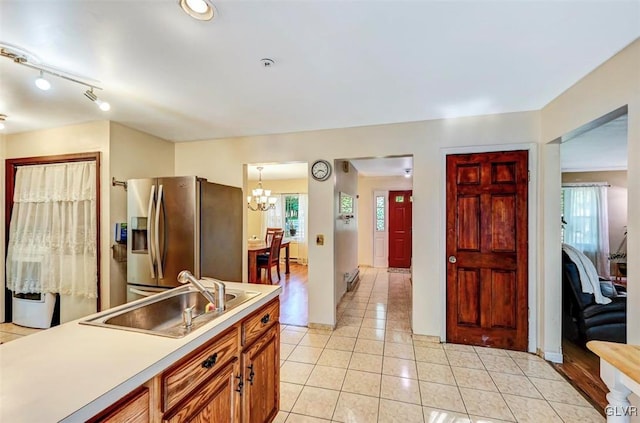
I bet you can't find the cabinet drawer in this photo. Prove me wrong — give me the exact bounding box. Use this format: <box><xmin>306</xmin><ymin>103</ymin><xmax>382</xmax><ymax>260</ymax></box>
<box><xmin>162</xmin><ymin>325</ymin><xmax>239</xmax><ymax>412</ymax></box>
<box><xmin>87</xmin><ymin>386</ymin><xmax>149</xmax><ymax>423</ymax></box>
<box><xmin>242</xmin><ymin>298</ymin><xmax>279</xmax><ymax>346</ymax></box>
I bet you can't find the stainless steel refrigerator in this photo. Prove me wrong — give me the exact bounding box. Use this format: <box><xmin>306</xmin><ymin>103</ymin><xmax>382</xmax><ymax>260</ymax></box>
<box><xmin>126</xmin><ymin>176</ymin><xmax>242</xmax><ymax>302</ymax></box>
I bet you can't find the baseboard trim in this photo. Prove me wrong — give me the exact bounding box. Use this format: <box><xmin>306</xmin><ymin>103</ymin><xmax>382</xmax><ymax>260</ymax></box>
<box><xmin>308</xmin><ymin>322</ymin><xmax>335</xmax><ymax>331</ymax></box>
<box><xmin>544</xmin><ymin>351</ymin><xmax>563</xmax><ymax>363</ymax></box>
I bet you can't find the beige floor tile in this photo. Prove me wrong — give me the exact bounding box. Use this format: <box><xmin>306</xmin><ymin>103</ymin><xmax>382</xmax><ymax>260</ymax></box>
<box><xmin>419</xmin><ymin>381</ymin><xmax>467</xmax><ymax>413</ymax></box>
<box><xmin>343</xmin><ymin>308</ymin><xmax>366</xmax><ymax>318</ymax></box>
<box><xmin>386</xmin><ymin>330</ymin><xmax>413</xmax><ymax>344</ymax></box>
<box><xmin>285</xmin><ymin>413</ymin><xmax>330</xmax><ymax>422</ymax></box>
<box><xmin>378</xmin><ymin>399</ymin><xmax>425</xmax><ymax>423</ymax></box>
<box><xmin>444</xmin><ymin>344</ymin><xmax>477</xmax><ymax>352</ymax></box>
<box><xmin>307</xmin><ymin>328</ymin><xmax>334</xmax><ymax>336</ymax></box>
<box><xmin>529</xmin><ymin>377</ymin><xmax>591</xmax><ymax>406</ymax></box>
<box><xmin>306</xmin><ymin>365</ymin><xmax>347</xmax><ymax>391</ymax></box>
<box><xmin>281</xmin><ymin>361</ymin><xmax>315</xmax><ymax>384</ymax></box>
<box><xmin>514</xmin><ymin>359</ymin><xmax>564</xmax><ymax>380</ymax></box>
<box><xmin>0</xmin><ymin>323</ymin><xmax>43</xmax><ymax>336</ymax></box>
<box><xmin>361</xmin><ymin>318</ymin><xmax>386</xmax><ymax>330</ymax></box>
<box><xmin>281</xmin><ymin>343</ymin><xmax>296</xmax><ymax>360</ymax></box>
<box><xmin>364</xmin><ymin>310</ymin><xmax>387</xmax><ymax>320</ymax></box>
<box><xmin>548</xmin><ymin>401</ymin><xmax>605</xmax><ymax>423</ymax></box>
<box><xmin>381</xmin><ymin>375</ymin><xmax>422</xmax><ymax>405</ymax></box>
<box><xmin>423</xmin><ymin>407</ymin><xmax>471</xmax><ymax>423</ymax></box>
<box><xmin>383</xmin><ymin>356</ymin><xmax>418</xmax><ymax>379</ymax></box>
<box><xmin>0</xmin><ymin>332</ymin><xmax>24</xmax><ymax>344</ymax></box>
<box><xmin>332</xmin><ymin>392</ymin><xmax>379</xmax><ymax>422</ymax></box>
<box><xmin>354</xmin><ymin>338</ymin><xmax>384</xmax><ymax>355</ymax></box>
<box><xmin>317</xmin><ymin>349</ymin><xmax>353</xmax><ymax>369</ymax></box>
<box><xmin>282</xmin><ymin>329</ymin><xmax>306</xmax><ymax>345</ymax></box>
<box><xmin>502</xmin><ymin>394</ymin><xmax>562</xmax><ymax>423</ymax></box>
<box><xmin>416</xmin><ymin>362</ymin><xmax>456</xmax><ymax>385</ymax></box>
<box><xmin>357</xmin><ymin>327</ymin><xmax>385</xmax><ymax>341</ymax></box>
<box><xmin>347</xmin><ymin>301</ymin><xmax>369</xmax><ymax>310</ymax></box>
<box><xmin>459</xmin><ymin>388</ymin><xmax>514</xmax><ymax>421</ymax></box>
<box><xmin>342</xmin><ymin>369</ymin><xmax>382</xmax><ymax>397</ymax></box>
<box><xmin>366</xmin><ymin>303</ymin><xmax>387</xmax><ymax>312</ymax></box>
<box><xmin>386</xmin><ymin>311</ymin><xmax>410</xmax><ymax>322</ymax></box>
<box><xmin>348</xmin><ymin>352</ymin><xmax>383</xmax><ymax>373</ymax></box>
<box><xmin>445</xmin><ymin>351</ymin><xmax>485</xmax><ymax>370</ymax></box>
<box><xmin>386</xmin><ymin>320</ymin><xmax>412</xmax><ymax>332</ymax></box>
<box><xmin>287</xmin><ymin>325</ymin><xmax>309</xmax><ymax>333</ymax></box>
<box><xmin>332</xmin><ymin>325</ymin><xmax>360</xmax><ymax>338</ymax></box>
<box><xmin>415</xmin><ymin>346</ymin><xmax>449</xmax><ymax>364</ymax></box>
<box><xmin>280</xmin><ymin>382</ymin><xmax>304</xmax><ymax>412</ymax></box>
<box><xmin>507</xmin><ymin>350</ymin><xmax>543</xmax><ymax>361</ymax></box>
<box><xmin>451</xmin><ymin>367</ymin><xmax>497</xmax><ymax>391</ymax></box>
<box><xmin>299</xmin><ymin>334</ymin><xmax>331</xmax><ymax>348</ymax></box>
<box><xmin>384</xmin><ymin>342</ymin><xmax>415</xmax><ymax>360</ymax></box>
<box><xmin>289</xmin><ymin>345</ymin><xmax>324</xmax><ymax>364</ymax></box>
<box><xmin>413</xmin><ymin>339</ymin><xmax>444</xmax><ymax>350</ymax></box>
<box><xmin>291</xmin><ymin>386</ymin><xmax>340</xmax><ymax>420</ymax></box>
<box><xmin>468</xmin><ymin>416</ymin><xmax>512</xmax><ymax>422</ymax></box>
<box><xmin>478</xmin><ymin>355</ymin><xmax>522</xmax><ymax>375</ymax></box>
<box><xmin>274</xmin><ymin>410</ymin><xmax>289</xmax><ymax>423</ymax></box>
<box><xmin>337</xmin><ymin>316</ymin><xmax>363</xmax><ymax>327</ymax></box>
<box><xmin>473</xmin><ymin>346</ymin><xmax>509</xmax><ymax>357</ymax></box>
<box><xmin>489</xmin><ymin>372</ymin><xmax>542</xmax><ymax>398</ymax></box>
<box><xmin>326</xmin><ymin>336</ymin><xmax>357</xmax><ymax>352</ymax></box>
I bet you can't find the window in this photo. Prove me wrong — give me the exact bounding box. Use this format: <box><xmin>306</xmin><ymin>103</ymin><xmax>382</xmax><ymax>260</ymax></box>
<box><xmin>376</xmin><ymin>195</ymin><xmax>385</xmax><ymax>231</ymax></box>
<box><xmin>264</xmin><ymin>193</ymin><xmax>306</xmax><ymax>241</ymax></box>
<box><xmin>284</xmin><ymin>195</ymin><xmax>300</xmax><ymax>238</ymax></box>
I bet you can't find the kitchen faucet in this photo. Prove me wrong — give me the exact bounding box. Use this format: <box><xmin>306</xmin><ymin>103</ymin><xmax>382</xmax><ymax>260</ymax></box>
<box><xmin>177</xmin><ymin>270</ymin><xmax>225</xmax><ymax>313</ymax></box>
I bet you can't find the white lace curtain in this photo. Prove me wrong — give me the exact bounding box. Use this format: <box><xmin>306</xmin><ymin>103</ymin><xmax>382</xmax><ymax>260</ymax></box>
<box><xmin>6</xmin><ymin>161</ymin><xmax>98</xmax><ymax>298</ymax></box>
<box><xmin>562</xmin><ymin>184</ymin><xmax>610</xmax><ymax>277</ymax></box>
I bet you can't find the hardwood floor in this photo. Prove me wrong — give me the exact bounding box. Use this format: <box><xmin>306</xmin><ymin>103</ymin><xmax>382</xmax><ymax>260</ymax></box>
<box><xmin>553</xmin><ymin>338</ymin><xmax>608</xmax><ymax>415</ymax></box>
<box><xmin>272</xmin><ymin>262</ymin><xmax>308</xmax><ymax>327</ymax></box>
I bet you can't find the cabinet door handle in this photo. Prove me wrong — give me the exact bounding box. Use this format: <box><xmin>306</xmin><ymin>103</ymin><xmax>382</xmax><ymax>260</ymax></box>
<box><xmin>235</xmin><ymin>374</ymin><xmax>244</xmax><ymax>396</ymax></box>
<box><xmin>261</xmin><ymin>314</ymin><xmax>270</xmax><ymax>324</ymax></box>
<box><xmin>247</xmin><ymin>364</ymin><xmax>255</xmax><ymax>385</ymax></box>
<box><xmin>201</xmin><ymin>352</ymin><xmax>218</xmax><ymax>369</ymax></box>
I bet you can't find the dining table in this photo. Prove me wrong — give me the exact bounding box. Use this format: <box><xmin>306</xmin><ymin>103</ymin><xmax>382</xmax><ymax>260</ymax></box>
<box><xmin>247</xmin><ymin>239</ymin><xmax>291</xmax><ymax>283</ymax></box>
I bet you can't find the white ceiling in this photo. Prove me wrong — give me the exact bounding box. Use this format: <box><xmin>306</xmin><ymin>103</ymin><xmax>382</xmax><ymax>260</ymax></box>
<box><xmin>1</xmin><ymin>1</ymin><xmax>639</xmax><ymax>141</ymax></box>
<box><xmin>351</xmin><ymin>157</ymin><xmax>414</xmax><ymax>177</ymax></box>
<box><xmin>561</xmin><ymin>114</ymin><xmax>628</xmax><ymax>172</ymax></box>
<box><xmin>248</xmin><ymin>162</ymin><xmax>307</xmax><ymax>180</ymax></box>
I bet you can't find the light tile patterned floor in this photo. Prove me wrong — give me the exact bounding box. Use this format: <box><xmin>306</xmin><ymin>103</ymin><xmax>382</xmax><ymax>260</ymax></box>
<box><xmin>276</xmin><ymin>267</ymin><xmax>604</xmax><ymax>423</ymax></box>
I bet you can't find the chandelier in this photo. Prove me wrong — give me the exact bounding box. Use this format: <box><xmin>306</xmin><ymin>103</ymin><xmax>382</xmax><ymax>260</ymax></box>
<box><xmin>247</xmin><ymin>167</ymin><xmax>277</xmax><ymax>211</ymax></box>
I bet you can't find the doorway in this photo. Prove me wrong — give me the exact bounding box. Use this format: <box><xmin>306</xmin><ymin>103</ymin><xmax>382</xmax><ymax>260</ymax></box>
<box><xmin>445</xmin><ymin>150</ymin><xmax>529</xmax><ymax>351</ymax></box>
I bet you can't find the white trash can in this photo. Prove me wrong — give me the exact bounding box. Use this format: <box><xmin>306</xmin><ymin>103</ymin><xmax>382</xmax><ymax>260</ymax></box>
<box><xmin>12</xmin><ymin>292</ymin><xmax>56</xmax><ymax>329</ymax></box>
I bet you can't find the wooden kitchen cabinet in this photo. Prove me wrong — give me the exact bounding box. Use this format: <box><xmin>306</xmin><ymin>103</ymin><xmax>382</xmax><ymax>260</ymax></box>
<box><xmin>163</xmin><ymin>360</ymin><xmax>240</xmax><ymax>423</ymax></box>
<box><xmin>86</xmin><ymin>386</ymin><xmax>150</xmax><ymax>423</ymax></box>
<box><xmin>241</xmin><ymin>324</ymin><xmax>280</xmax><ymax>423</ymax></box>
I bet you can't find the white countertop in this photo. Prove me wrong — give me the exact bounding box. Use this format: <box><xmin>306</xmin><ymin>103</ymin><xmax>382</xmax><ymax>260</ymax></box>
<box><xmin>0</xmin><ymin>281</ymin><xmax>281</xmax><ymax>423</ymax></box>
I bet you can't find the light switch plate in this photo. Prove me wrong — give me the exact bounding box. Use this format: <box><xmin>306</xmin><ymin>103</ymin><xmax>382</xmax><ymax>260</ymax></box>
<box><xmin>316</xmin><ymin>234</ymin><xmax>324</xmax><ymax>246</ymax></box>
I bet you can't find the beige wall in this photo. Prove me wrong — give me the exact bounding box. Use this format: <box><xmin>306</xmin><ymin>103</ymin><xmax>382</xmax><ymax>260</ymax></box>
<box><xmin>334</xmin><ymin>161</ymin><xmax>359</xmax><ymax>304</ymax></box>
<box><xmin>4</xmin><ymin>121</ymin><xmax>111</xmax><ymax>320</ymax></box>
<box><xmin>541</xmin><ymin>39</ymin><xmax>640</xmax><ymax>362</ymax></box>
<box><xmin>109</xmin><ymin>122</ymin><xmax>175</xmax><ymax>306</ymax></box>
<box><xmin>357</xmin><ymin>175</ymin><xmax>413</xmax><ymax>267</ymax></box>
<box><xmin>247</xmin><ymin>178</ymin><xmax>308</xmax><ymax>238</ymax></box>
<box><xmin>562</xmin><ymin>171</ymin><xmax>628</xmax><ymax>272</ymax></box>
<box><xmin>175</xmin><ymin>110</ymin><xmax>540</xmax><ymax>331</ymax></box>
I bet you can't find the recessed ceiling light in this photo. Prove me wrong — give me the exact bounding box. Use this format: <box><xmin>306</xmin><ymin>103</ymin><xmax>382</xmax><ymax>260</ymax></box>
<box><xmin>179</xmin><ymin>0</ymin><xmax>216</xmax><ymax>21</ymax></box>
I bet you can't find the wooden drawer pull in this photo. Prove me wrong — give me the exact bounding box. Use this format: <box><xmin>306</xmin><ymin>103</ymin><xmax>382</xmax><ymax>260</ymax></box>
<box><xmin>201</xmin><ymin>352</ymin><xmax>218</xmax><ymax>369</ymax></box>
<box><xmin>261</xmin><ymin>314</ymin><xmax>270</xmax><ymax>324</ymax></box>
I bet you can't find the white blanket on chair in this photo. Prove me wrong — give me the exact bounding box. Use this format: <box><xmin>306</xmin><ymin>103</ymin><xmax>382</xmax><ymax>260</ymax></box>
<box><xmin>562</xmin><ymin>243</ymin><xmax>611</xmax><ymax>305</ymax></box>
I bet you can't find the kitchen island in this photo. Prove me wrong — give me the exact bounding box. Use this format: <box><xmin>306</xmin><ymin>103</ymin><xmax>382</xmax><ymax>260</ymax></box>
<box><xmin>0</xmin><ymin>281</ymin><xmax>281</xmax><ymax>422</ymax></box>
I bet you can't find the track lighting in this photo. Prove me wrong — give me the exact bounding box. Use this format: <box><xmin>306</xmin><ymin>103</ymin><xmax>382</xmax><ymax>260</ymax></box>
<box><xmin>84</xmin><ymin>88</ymin><xmax>111</xmax><ymax>112</ymax></box>
<box><xmin>0</xmin><ymin>114</ymin><xmax>6</xmax><ymax>130</ymax></box>
<box><xmin>404</xmin><ymin>168</ymin><xmax>412</xmax><ymax>178</ymax></box>
<box><xmin>35</xmin><ymin>71</ymin><xmax>51</xmax><ymax>91</ymax></box>
<box><xmin>1</xmin><ymin>44</ymin><xmax>111</xmax><ymax>111</ymax></box>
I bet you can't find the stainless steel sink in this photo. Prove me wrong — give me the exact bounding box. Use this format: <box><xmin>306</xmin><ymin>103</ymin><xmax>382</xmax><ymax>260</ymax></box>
<box><xmin>81</xmin><ymin>286</ymin><xmax>261</xmax><ymax>338</ymax></box>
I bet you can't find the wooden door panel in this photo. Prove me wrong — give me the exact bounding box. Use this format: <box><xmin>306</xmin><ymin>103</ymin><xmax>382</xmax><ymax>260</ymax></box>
<box><xmin>446</xmin><ymin>150</ymin><xmax>528</xmax><ymax>351</ymax></box>
<box><xmin>388</xmin><ymin>190</ymin><xmax>413</xmax><ymax>268</ymax></box>
<box><xmin>457</xmin><ymin>196</ymin><xmax>480</xmax><ymax>251</ymax></box>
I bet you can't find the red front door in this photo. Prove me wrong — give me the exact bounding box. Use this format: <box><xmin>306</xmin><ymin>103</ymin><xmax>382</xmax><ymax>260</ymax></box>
<box><xmin>446</xmin><ymin>151</ymin><xmax>528</xmax><ymax>351</ymax></box>
<box><xmin>388</xmin><ymin>190</ymin><xmax>412</xmax><ymax>268</ymax></box>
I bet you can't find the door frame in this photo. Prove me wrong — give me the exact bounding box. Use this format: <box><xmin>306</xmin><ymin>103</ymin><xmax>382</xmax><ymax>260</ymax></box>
<box><xmin>440</xmin><ymin>143</ymin><xmax>539</xmax><ymax>354</ymax></box>
<box><xmin>372</xmin><ymin>190</ymin><xmax>388</xmax><ymax>268</ymax></box>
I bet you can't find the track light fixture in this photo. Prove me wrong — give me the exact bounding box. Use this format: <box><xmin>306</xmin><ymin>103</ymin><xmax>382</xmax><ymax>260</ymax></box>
<box><xmin>0</xmin><ymin>114</ymin><xmax>6</xmax><ymax>130</ymax></box>
<box><xmin>84</xmin><ymin>88</ymin><xmax>111</xmax><ymax>111</ymax></box>
<box><xmin>404</xmin><ymin>168</ymin><xmax>412</xmax><ymax>178</ymax></box>
<box><xmin>1</xmin><ymin>44</ymin><xmax>111</xmax><ymax>112</ymax></box>
<box><xmin>35</xmin><ymin>70</ymin><xmax>51</xmax><ymax>91</ymax></box>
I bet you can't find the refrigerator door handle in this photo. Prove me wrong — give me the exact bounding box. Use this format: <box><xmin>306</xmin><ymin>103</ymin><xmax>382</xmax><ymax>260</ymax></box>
<box><xmin>155</xmin><ymin>184</ymin><xmax>164</xmax><ymax>279</ymax></box>
<box><xmin>147</xmin><ymin>184</ymin><xmax>156</xmax><ymax>278</ymax></box>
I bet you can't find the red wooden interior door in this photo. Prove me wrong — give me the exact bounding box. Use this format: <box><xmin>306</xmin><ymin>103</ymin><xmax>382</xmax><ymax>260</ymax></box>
<box><xmin>388</xmin><ymin>190</ymin><xmax>412</xmax><ymax>268</ymax></box>
<box><xmin>446</xmin><ymin>151</ymin><xmax>528</xmax><ymax>351</ymax></box>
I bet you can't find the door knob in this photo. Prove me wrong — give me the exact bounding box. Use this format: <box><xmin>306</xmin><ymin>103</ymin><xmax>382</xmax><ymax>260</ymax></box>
<box><xmin>448</xmin><ymin>256</ymin><xmax>457</xmax><ymax>263</ymax></box>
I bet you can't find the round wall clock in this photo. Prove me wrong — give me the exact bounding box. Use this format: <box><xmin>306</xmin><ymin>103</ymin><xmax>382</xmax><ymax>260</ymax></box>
<box><xmin>311</xmin><ymin>159</ymin><xmax>332</xmax><ymax>181</ymax></box>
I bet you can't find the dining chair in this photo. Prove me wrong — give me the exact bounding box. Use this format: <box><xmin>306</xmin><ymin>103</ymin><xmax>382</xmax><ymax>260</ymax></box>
<box><xmin>257</xmin><ymin>230</ymin><xmax>284</xmax><ymax>283</ymax></box>
<box><xmin>262</xmin><ymin>227</ymin><xmax>283</xmax><ymax>276</ymax></box>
